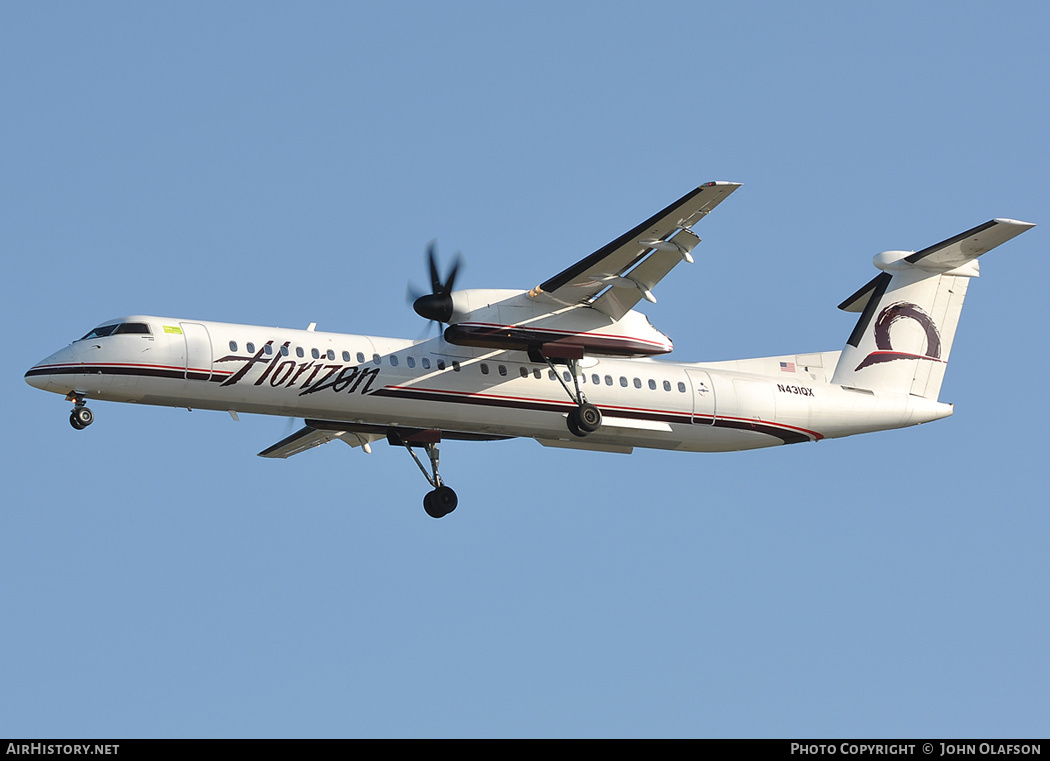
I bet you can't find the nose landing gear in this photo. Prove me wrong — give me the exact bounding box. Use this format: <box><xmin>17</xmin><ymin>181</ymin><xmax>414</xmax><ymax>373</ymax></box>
<box><xmin>66</xmin><ymin>394</ymin><xmax>94</xmax><ymax>430</ymax></box>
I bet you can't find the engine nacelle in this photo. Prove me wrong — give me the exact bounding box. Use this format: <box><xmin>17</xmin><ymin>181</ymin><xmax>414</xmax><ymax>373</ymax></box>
<box><xmin>441</xmin><ymin>289</ymin><xmax>673</xmax><ymax>358</ymax></box>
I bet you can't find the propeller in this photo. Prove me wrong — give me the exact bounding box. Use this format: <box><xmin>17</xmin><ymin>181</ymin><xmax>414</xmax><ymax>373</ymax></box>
<box><xmin>409</xmin><ymin>241</ymin><xmax>462</xmax><ymax>326</ymax></box>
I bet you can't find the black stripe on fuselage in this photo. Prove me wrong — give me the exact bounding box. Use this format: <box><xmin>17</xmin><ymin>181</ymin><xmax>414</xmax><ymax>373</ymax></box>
<box><xmin>24</xmin><ymin>364</ymin><xmax>230</xmax><ymax>383</ymax></box>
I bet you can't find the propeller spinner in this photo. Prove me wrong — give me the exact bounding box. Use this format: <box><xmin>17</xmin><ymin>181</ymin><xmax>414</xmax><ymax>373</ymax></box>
<box><xmin>410</xmin><ymin>242</ymin><xmax>462</xmax><ymax>324</ymax></box>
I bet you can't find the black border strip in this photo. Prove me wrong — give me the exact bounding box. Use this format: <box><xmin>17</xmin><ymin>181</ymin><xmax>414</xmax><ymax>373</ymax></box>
<box><xmin>844</xmin><ymin>272</ymin><xmax>892</xmax><ymax>348</ymax></box>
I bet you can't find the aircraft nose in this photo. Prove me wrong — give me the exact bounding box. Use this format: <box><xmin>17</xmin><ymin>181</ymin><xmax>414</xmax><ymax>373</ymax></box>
<box><xmin>25</xmin><ymin>346</ymin><xmax>72</xmax><ymax>392</ymax></box>
<box><xmin>25</xmin><ymin>363</ymin><xmax>52</xmax><ymax>391</ymax></box>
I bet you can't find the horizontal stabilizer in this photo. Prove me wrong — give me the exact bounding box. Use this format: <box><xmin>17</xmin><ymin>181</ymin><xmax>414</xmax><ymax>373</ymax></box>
<box><xmin>904</xmin><ymin>218</ymin><xmax>1034</xmax><ymax>270</ymax></box>
<box><xmin>839</xmin><ymin>218</ymin><xmax>1035</xmax><ymax>313</ymax></box>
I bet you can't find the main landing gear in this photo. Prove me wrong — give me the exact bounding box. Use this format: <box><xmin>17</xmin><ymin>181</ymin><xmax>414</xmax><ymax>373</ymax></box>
<box><xmin>67</xmin><ymin>394</ymin><xmax>94</xmax><ymax>430</ymax></box>
<box><xmin>392</xmin><ymin>429</ymin><xmax>459</xmax><ymax>519</ymax></box>
<box><xmin>544</xmin><ymin>356</ymin><xmax>602</xmax><ymax>438</ymax></box>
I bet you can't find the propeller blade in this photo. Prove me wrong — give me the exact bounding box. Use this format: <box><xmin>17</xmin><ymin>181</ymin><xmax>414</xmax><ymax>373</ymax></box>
<box><xmin>427</xmin><ymin>241</ymin><xmax>442</xmax><ymax>293</ymax></box>
<box><xmin>444</xmin><ymin>253</ymin><xmax>462</xmax><ymax>294</ymax></box>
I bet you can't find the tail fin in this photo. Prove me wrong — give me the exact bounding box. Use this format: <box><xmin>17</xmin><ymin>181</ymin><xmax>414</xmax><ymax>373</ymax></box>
<box><xmin>832</xmin><ymin>218</ymin><xmax>1034</xmax><ymax>399</ymax></box>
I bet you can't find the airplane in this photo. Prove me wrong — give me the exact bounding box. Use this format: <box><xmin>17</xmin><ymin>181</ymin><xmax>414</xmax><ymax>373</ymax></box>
<box><xmin>24</xmin><ymin>182</ymin><xmax>1034</xmax><ymax>518</ymax></box>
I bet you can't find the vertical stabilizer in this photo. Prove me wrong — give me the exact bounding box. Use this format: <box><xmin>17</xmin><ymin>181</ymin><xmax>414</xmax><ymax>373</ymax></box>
<box><xmin>831</xmin><ymin>219</ymin><xmax>1033</xmax><ymax>399</ymax></box>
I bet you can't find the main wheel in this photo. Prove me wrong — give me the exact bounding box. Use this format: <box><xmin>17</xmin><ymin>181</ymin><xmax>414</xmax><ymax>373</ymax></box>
<box><xmin>566</xmin><ymin>410</ymin><xmax>586</xmax><ymax>437</ymax></box>
<box><xmin>70</xmin><ymin>406</ymin><xmax>94</xmax><ymax>429</ymax></box>
<box><xmin>424</xmin><ymin>485</ymin><xmax>458</xmax><ymax>518</ymax></box>
<box><xmin>569</xmin><ymin>403</ymin><xmax>601</xmax><ymax>434</ymax></box>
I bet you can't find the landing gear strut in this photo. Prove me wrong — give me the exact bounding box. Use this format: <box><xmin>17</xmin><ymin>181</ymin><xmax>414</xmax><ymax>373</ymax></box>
<box><xmin>394</xmin><ymin>430</ymin><xmax>458</xmax><ymax>518</ymax></box>
<box><xmin>67</xmin><ymin>394</ymin><xmax>94</xmax><ymax>430</ymax></box>
<box><xmin>545</xmin><ymin>356</ymin><xmax>602</xmax><ymax>438</ymax></box>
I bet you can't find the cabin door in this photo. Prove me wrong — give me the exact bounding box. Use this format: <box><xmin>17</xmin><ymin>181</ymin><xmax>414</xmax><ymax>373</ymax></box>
<box><xmin>180</xmin><ymin>322</ymin><xmax>213</xmax><ymax>381</ymax></box>
<box><xmin>685</xmin><ymin>369</ymin><xmax>716</xmax><ymax>425</ymax></box>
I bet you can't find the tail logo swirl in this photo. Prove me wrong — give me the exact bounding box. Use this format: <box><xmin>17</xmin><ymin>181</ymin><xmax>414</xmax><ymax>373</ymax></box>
<box><xmin>855</xmin><ymin>301</ymin><xmax>944</xmax><ymax>371</ymax></box>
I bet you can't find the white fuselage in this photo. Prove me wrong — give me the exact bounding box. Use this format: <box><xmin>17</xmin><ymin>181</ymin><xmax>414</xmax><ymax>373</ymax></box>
<box><xmin>25</xmin><ymin>315</ymin><xmax>953</xmax><ymax>454</ymax></box>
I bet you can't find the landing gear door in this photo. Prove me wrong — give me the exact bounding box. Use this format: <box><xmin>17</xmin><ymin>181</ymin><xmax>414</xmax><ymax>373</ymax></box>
<box><xmin>180</xmin><ymin>322</ymin><xmax>213</xmax><ymax>381</ymax></box>
<box><xmin>686</xmin><ymin>368</ymin><xmax>715</xmax><ymax>425</ymax></box>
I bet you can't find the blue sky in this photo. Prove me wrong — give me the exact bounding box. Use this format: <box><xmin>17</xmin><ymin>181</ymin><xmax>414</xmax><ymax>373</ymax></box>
<box><xmin>2</xmin><ymin>1</ymin><xmax>1047</xmax><ymax>738</ymax></box>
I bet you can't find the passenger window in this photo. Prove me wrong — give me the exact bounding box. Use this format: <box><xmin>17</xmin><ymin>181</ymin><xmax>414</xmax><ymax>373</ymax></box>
<box><xmin>533</xmin><ymin>369</ymin><xmax>542</xmax><ymax>379</ymax></box>
<box><xmin>342</xmin><ymin>351</ymin><xmax>351</xmax><ymax>362</ymax></box>
<box><xmin>229</xmin><ymin>341</ymin><xmax>238</xmax><ymax>352</ymax></box>
<box><xmin>633</xmin><ymin>378</ymin><xmax>642</xmax><ymax>389</ymax></box>
<box><xmin>678</xmin><ymin>382</ymin><xmax>687</xmax><ymax>393</ymax></box>
<box><xmin>604</xmin><ymin>375</ymin><xmax>613</xmax><ymax>386</ymax></box>
<box><xmin>480</xmin><ymin>363</ymin><xmax>489</xmax><ymax>375</ymax></box>
<box><xmin>648</xmin><ymin>379</ymin><xmax>657</xmax><ymax>390</ymax></box>
<box><xmin>437</xmin><ymin>360</ymin><xmax>446</xmax><ymax>370</ymax></box>
<box><xmin>247</xmin><ymin>342</ymin><xmax>256</xmax><ymax>353</ymax></box>
<box><xmin>422</xmin><ymin>358</ymin><xmax>431</xmax><ymax>369</ymax></box>
<box><xmin>619</xmin><ymin>376</ymin><xmax>628</xmax><ymax>387</ymax></box>
<box><xmin>311</xmin><ymin>348</ymin><xmax>320</xmax><ymax>359</ymax></box>
<box><xmin>296</xmin><ymin>347</ymin><xmax>305</xmax><ymax>358</ymax></box>
<box><xmin>498</xmin><ymin>365</ymin><xmax>507</xmax><ymax>376</ymax></box>
<box><xmin>281</xmin><ymin>345</ymin><xmax>290</xmax><ymax>356</ymax></box>
<box><xmin>452</xmin><ymin>361</ymin><xmax>461</xmax><ymax>372</ymax></box>
<box><xmin>264</xmin><ymin>344</ymin><xmax>273</xmax><ymax>355</ymax></box>
<box><xmin>663</xmin><ymin>380</ymin><xmax>671</xmax><ymax>391</ymax></box>
<box><xmin>519</xmin><ymin>367</ymin><xmax>529</xmax><ymax>379</ymax></box>
<box><xmin>390</xmin><ymin>355</ymin><xmax>399</xmax><ymax>367</ymax></box>
<box><xmin>407</xmin><ymin>356</ymin><xmax>415</xmax><ymax>368</ymax></box>
<box><xmin>592</xmin><ymin>374</ymin><xmax>600</xmax><ymax>385</ymax></box>
<box><xmin>326</xmin><ymin>349</ymin><xmax>335</xmax><ymax>361</ymax></box>
<box><xmin>356</xmin><ymin>352</ymin><xmax>365</xmax><ymax>363</ymax></box>
<box><xmin>373</xmin><ymin>354</ymin><xmax>381</xmax><ymax>365</ymax></box>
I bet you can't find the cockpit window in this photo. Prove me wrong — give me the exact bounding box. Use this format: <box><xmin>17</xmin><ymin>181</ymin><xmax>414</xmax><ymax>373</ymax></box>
<box><xmin>79</xmin><ymin>324</ymin><xmax>119</xmax><ymax>340</ymax></box>
<box><xmin>113</xmin><ymin>322</ymin><xmax>151</xmax><ymax>335</ymax></box>
<box><xmin>78</xmin><ymin>322</ymin><xmax>151</xmax><ymax>341</ymax></box>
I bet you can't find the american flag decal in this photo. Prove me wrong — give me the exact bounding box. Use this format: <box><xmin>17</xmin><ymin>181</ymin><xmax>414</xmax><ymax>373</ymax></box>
<box><xmin>780</xmin><ymin>361</ymin><xmax>795</xmax><ymax>373</ymax></box>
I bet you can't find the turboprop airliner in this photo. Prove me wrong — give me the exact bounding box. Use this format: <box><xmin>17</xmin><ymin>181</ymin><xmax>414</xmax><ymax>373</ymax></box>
<box><xmin>25</xmin><ymin>182</ymin><xmax>1034</xmax><ymax>517</ymax></box>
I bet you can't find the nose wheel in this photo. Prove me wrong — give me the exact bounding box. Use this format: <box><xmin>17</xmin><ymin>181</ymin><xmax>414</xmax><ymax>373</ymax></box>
<box><xmin>67</xmin><ymin>395</ymin><xmax>94</xmax><ymax>430</ymax></box>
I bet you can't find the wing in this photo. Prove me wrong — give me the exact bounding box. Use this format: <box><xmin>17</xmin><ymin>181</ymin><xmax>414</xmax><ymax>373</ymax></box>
<box><xmin>531</xmin><ymin>181</ymin><xmax>741</xmax><ymax>320</ymax></box>
<box><xmin>258</xmin><ymin>423</ymin><xmax>381</xmax><ymax>458</ymax></box>
<box><xmin>258</xmin><ymin>420</ymin><xmax>513</xmax><ymax>458</ymax></box>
